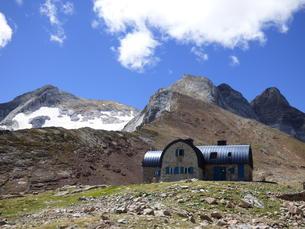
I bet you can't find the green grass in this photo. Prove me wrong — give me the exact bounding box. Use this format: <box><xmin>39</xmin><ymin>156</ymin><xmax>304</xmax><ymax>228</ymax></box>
<box><xmin>0</xmin><ymin>180</ymin><xmax>299</xmax><ymax>221</ymax></box>
<box><xmin>0</xmin><ymin>186</ymin><xmax>122</xmax><ymax>218</ymax></box>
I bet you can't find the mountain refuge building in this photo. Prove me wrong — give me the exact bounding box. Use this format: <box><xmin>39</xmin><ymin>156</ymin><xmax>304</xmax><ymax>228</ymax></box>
<box><xmin>142</xmin><ymin>139</ymin><xmax>253</xmax><ymax>183</ymax></box>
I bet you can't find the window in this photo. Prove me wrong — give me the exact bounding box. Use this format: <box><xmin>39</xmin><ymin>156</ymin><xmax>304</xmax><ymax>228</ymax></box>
<box><xmin>228</xmin><ymin>152</ymin><xmax>232</xmax><ymax>157</ymax></box>
<box><xmin>184</xmin><ymin>167</ymin><xmax>188</xmax><ymax>174</ymax></box>
<box><xmin>175</xmin><ymin>149</ymin><xmax>185</xmax><ymax>157</ymax></box>
<box><xmin>210</xmin><ymin>152</ymin><xmax>217</xmax><ymax>159</ymax></box>
<box><xmin>154</xmin><ymin>170</ymin><xmax>161</xmax><ymax>177</ymax></box>
<box><xmin>174</xmin><ymin>167</ymin><xmax>180</xmax><ymax>174</ymax></box>
<box><xmin>165</xmin><ymin>167</ymin><xmax>170</xmax><ymax>174</ymax></box>
<box><xmin>228</xmin><ymin>167</ymin><xmax>235</xmax><ymax>174</ymax></box>
<box><xmin>170</xmin><ymin>167</ymin><xmax>173</xmax><ymax>174</ymax></box>
<box><xmin>180</xmin><ymin>167</ymin><xmax>185</xmax><ymax>174</ymax></box>
<box><xmin>188</xmin><ymin>167</ymin><xmax>194</xmax><ymax>174</ymax></box>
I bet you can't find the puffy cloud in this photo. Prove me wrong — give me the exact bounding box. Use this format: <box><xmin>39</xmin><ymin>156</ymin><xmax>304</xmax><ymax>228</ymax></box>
<box><xmin>191</xmin><ymin>47</ymin><xmax>208</xmax><ymax>62</ymax></box>
<box><xmin>117</xmin><ymin>30</ymin><xmax>159</xmax><ymax>71</ymax></box>
<box><xmin>93</xmin><ymin>0</ymin><xmax>305</xmax><ymax>71</ymax></box>
<box><xmin>229</xmin><ymin>55</ymin><xmax>240</xmax><ymax>66</ymax></box>
<box><xmin>40</xmin><ymin>0</ymin><xmax>74</xmax><ymax>45</ymax></box>
<box><xmin>0</xmin><ymin>12</ymin><xmax>13</xmax><ymax>48</ymax></box>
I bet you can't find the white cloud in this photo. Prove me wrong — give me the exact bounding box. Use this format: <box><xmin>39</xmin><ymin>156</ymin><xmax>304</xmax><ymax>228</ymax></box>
<box><xmin>15</xmin><ymin>0</ymin><xmax>23</xmax><ymax>6</ymax></box>
<box><xmin>61</xmin><ymin>2</ymin><xmax>74</xmax><ymax>15</ymax></box>
<box><xmin>50</xmin><ymin>33</ymin><xmax>65</xmax><ymax>45</ymax></box>
<box><xmin>0</xmin><ymin>12</ymin><xmax>13</xmax><ymax>48</ymax></box>
<box><xmin>191</xmin><ymin>47</ymin><xmax>208</xmax><ymax>62</ymax></box>
<box><xmin>93</xmin><ymin>0</ymin><xmax>305</xmax><ymax>71</ymax></box>
<box><xmin>229</xmin><ymin>55</ymin><xmax>240</xmax><ymax>66</ymax></box>
<box><xmin>40</xmin><ymin>0</ymin><xmax>74</xmax><ymax>45</ymax></box>
<box><xmin>117</xmin><ymin>30</ymin><xmax>159</xmax><ymax>71</ymax></box>
<box><xmin>91</xmin><ymin>20</ymin><xmax>99</xmax><ymax>29</ymax></box>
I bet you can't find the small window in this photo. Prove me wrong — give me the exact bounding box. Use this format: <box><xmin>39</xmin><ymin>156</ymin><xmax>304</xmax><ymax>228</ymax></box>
<box><xmin>179</xmin><ymin>149</ymin><xmax>184</xmax><ymax>156</ymax></box>
<box><xmin>228</xmin><ymin>167</ymin><xmax>235</xmax><ymax>174</ymax></box>
<box><xmin>165</xmin><ymin>167</ymin><xmax>170</xmax><ymax>174</ymax></box>
<box><xmin>188</xmin><ymin>167</ymin><xmax>194</xmax><ymax>174</ymax></box>
<box><xmin>210</xmin><ymin>152</ymin><xmax>218</xmax><ymax>159</ymax></box>
<box><xmin>155</xmin><ymin>170</ymin><xmax>161</xmax><ymax>177</ymax></box>
<box><xmin>184</xmin><ymin>167</ymin><xmax>188</xmax><ymax>174</ymax></box>
<box><xmin>176</xmin><ymin>149</ymin><xmax>185</xmax><ymax>157</ymax></box>
<box><xmin>180</xmin><ymin>167</ymin><xmax>184</xmax><ymax>174</ymax></box>
<box><xmin>228</xmin><ymin>152</ymin><xmax>232</xmax><ymax>157</ymax></box>
<box><xmin>170</xmin><ymin>167</ymin><xmax>173</xmax><ymax>174</ymax></box>
<box><xmin>174</xmin><ymin>167</ymin><xmax>180</xmax><ymax>174</ymax></box>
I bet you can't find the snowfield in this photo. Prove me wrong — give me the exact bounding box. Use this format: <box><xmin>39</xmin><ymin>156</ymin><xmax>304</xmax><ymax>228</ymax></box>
<box><xmin>11</xmin><ymin>107</ymin><xmax>135</xmax><ymax>131</ymax></box>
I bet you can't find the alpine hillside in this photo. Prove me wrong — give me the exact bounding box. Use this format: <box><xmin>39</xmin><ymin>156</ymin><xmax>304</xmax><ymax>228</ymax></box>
<box><xmin>0</xmin><ymin>85</ymin><xmax>138</xmax><ymax>131</ymax></box>
<box><xmin>125</xmin><ymin>75</ymin><xmax>305</xmax><ymax>143</ymax></box>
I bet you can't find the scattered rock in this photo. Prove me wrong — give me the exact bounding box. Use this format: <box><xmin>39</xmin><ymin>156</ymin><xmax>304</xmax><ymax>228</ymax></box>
<box><xmin>114</xmin><ymin>206</ymin><xmax>127</xmax><ymax>214</ymax></box>
<box><xmin>211</xmin><ymin>211</ymin><xmax>222</xmax><ymax>219</ymax></box>
<box><xmin>286</xmin><ymin>203</ymin><xmax>303</xmax><ymax>215</ymax></box>
<box><xmin>101</xmin><ymin>214</ymin><xmax>110</xmax><ymax>221</ymax></box>
<box><xmin>225</xmin><ymin>201</ymin><xmax>235</xmax><ymax>208</ymax></box>
<box><xmin>117</xmin><ymin>219</ymin><xmax>128</xmax><ymax>224</ymax></box>
<box><xmin>189</xmin><ymin>216</ymin><xmax>196</xmax><ymax>223</ymax></box>
<box><xmin>239</xmin><ymin>199</ymin><xmax>253</xmax><ymax>208</ymax></box>
<box><xmin>83</xmin><ymin>206</ymin><xmax>95</xmax><ymax>213</ymax></box>
<box><xmin>177</xmin><ymin>212</ymin><xmax>188</xmax><ymax>218</ymax></box>
<box><xmin>240</xmin><ymin>194</ymin><xmax>264</xmax><ymax>209</ymax></box>
<box><xmin>180</xmin><ymin>186</ymin><xmax>189</xmax><ymax>190</ymax></box>
<box><xmin>216</xmin><ymin>219</ymin><xmax>227</xmax><ymax>226</ymax></box>
<box><xmin>0</xmin><ymin>219</ymin><xmax>7</xmax><ymax>226</ymax></box>
<box><xmin>227</xmin><ymin>219</ymin><xmax>238</xmax><ymax>225</ymax></box>
<box><xmin>163</xmin><ymin>210</ymin><xmax>171</xmax><ymax>216</ymax></box>
<box><xmin>199</xmin><ymin>214</ymin><xmax>213</xmax><ymax>222</ymax></box>
<box><xmin>143</xmin><ymin>208</ymin><xmax>154</xmax><ymax>215</ymax></box>
<box><xmin>204</xmin><ymin>197</ymin><xmax>217</xmax><ymax>205</ymax></box>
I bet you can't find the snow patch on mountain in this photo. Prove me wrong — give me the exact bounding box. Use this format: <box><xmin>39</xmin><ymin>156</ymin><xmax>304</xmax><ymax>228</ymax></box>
<box><xmin>9</xmin><ymin>107</ymin><xmax>135</xmax><ymax>131</ymax></box>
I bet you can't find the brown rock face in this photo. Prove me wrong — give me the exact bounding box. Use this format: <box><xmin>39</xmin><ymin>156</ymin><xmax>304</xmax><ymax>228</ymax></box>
<box><xmin>251</xmin><ymin>87</ymin><xmax>305</xmax><ymax>142</ymax></box>
<box><xmin>0</xmin><ymin>127</ymin><xmax>150</xmax><ymax>195</ymax></box>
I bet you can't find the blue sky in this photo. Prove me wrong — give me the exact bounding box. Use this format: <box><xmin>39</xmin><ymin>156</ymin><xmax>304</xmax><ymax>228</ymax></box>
<box><xmin>0</xmin><ymin>0</ymin><xmax>305</xmax><ymax>112</ymax></box>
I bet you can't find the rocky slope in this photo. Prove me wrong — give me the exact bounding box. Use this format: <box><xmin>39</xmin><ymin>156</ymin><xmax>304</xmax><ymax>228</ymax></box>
<box><xmin>124</xmin><ymin>75</ymin><xmax>258</xmax><ymax>132</ymax></box>
<box><xmin>1</xmin><ymin>181</ymin><xmax>304</xmax><ymax>228</ymax></box>
<box><xmin>0</xmin><ymin>85</ymin><xmax>138</xmax><ymax>131</ymax></box>
<box><xmin>125</xmin><ymin>75</ymin><xmax>305</xmax><ymax>144</ymax></box>
<box><xmin>251</xmin><ymin>87</ymin><xmax>305</xmax><ymax>142</ymax></box>
<box><xmin>0</xmin><ymin>128</ymin><xmax>150</xmax><ymax>195</ymax></box>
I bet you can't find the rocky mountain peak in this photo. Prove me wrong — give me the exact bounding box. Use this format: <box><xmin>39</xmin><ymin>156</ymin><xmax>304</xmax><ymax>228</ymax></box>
<box><xmin>252</xmin><ymin>87</ymin><xmax>290</xmax><ymax>108</ymax></box>
<box><xmin>169</xmin><ymin>74</ymin><xmax>223</xmax><ymax>105</ymax></box>
<box><xmin>251</xmin><ymin>87</ymin><xmax>305</xmax><ymax>142</ymax></box>
<box><xmin>217</xmin><ymin>83</ymin><xmax>257</xmax><ymax>119</ymax></box>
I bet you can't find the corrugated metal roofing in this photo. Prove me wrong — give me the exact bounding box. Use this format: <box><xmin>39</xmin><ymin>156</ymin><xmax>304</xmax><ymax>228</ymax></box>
<box><xmin>197</xmin><ymin>145</ymin><xmax>252</xmax><ymax>166</ymax></box>
<box><xmin>142</xmin><ymin>151</ymin><xmax>162</xmax><ymax>167</ymax></box>
<box><xmin>142</xmin><ymin>145</ymin><xmax>252</xmax><ymax>168</ymax></box>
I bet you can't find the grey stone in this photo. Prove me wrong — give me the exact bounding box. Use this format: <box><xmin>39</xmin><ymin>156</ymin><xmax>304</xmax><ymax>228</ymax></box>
<box><xmin>204</xmin><ymin>197</ymin><xmax>218</xmax><ymax>205</ymax></box>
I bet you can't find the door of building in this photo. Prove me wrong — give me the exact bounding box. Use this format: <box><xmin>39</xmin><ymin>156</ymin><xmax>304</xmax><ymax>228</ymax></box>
<box><xmin>213</xmin><ymin>167</ymin><xmax>226</xmax><ymax>181</ymax></box>
<box><xmin>238</xmin><ymin>164</ymin><xmax>244</xmax><ymax>181</ymax></box>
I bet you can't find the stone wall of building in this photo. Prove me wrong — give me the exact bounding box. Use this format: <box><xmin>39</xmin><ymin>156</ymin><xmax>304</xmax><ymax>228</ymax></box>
<box><xmin>160</xmin><ymin>141</ymin><xmax>203</xmax><ymax>182</ymax></box>
<box><xmin>143</xmin><ymin>167</ymin><xmax>160</xmax><ymax>183</ymax></box>
<box><xmin>204</xmin><ymin>164</ymin><xmax>252</xmax><ymax>181</ymax></box>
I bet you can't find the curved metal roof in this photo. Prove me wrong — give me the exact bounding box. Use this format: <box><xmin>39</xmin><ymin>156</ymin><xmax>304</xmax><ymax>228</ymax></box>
<box><xmin>142</xmin><ymin>150</ymin><xmax>162</xmax><ymax>167</ymax></box>
<box><xmin>142</xmin><ymin>144</ymin><xmax>252</xmax><ymax>168</ymax></box>
<box><xmin>197</xmin><ymin>145</ymin><xmax>252</xmax><ymax>167</ymax></box>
